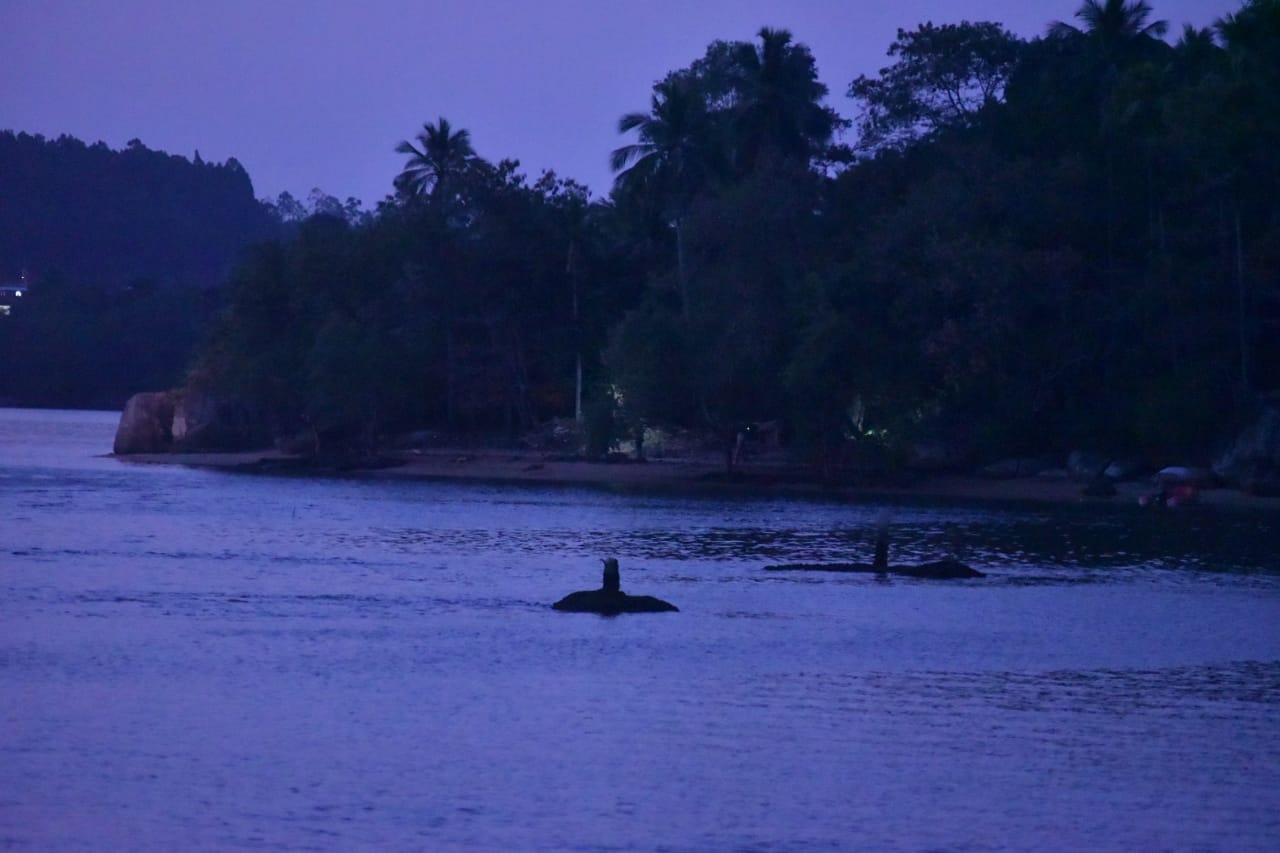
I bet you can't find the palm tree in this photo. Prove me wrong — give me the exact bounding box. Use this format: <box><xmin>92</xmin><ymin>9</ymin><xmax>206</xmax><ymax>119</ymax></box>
<box><xmin>1048</xmin><ymin>2</ymin><xmax>1169</xmax><ymax>279</ymax></box>
<box><xmin>611</xmin><ymin>77</ymin><xmax>723</xmax><ymax>319</ymax></box>
<box><xmin>1213</xmin><ymin>0</ymin><xmax>1280</xmax><ymax>393</ymax></box>
<box><xmin>1050</xmin><ymin>0</ymin><xmax>1169</xmax><ymax>57</ymax></box>
<box><xmin>730</xmin><ymin>27</ymin><xmax>841</xmax><ymax>171</ymax></box>
<box><xmin>610</xmin><ymin>77</ymin><xmax>721</xmax><ymax>212</ymax></box>
<box><xmin>394</xmin><ymin>117</ymin><xmax>476</xmax><ymax>203</ymax></box>
<box><xmin>1216</xmin><ymin>0</ymin><xmax>1280</xmax><ymax>66</ymax></box>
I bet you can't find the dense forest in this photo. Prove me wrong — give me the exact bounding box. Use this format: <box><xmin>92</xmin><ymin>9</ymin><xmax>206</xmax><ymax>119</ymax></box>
<box><xmin>0</xmin><ymin>131</ymin><xmax>280</xmax><ymax>287</ymax></box>
<box><xmin>0</xmin><ymin>133</ymin><xmax>364</xmax><ymax>408</ymax></box>
<box><xmin>0</xmin><ymin>132</ymin><xmax>283</xmax><ymax>407</ymax></box>
<box><xmin>7</xmin><ymin>0</ymin><xmax>1280</xmax><ymax>472</ymax></box>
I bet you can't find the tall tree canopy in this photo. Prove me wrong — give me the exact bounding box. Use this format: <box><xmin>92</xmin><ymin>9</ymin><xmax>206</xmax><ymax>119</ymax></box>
<box><xmin>1049</xmin><ymin>0</ymin><xmax>1169</xmax><ymax>46</ymax></box>
<box><xmin>848</xmin><ymin>21</ymin><xmax>1023</xmax><ymax>151</ymax></box>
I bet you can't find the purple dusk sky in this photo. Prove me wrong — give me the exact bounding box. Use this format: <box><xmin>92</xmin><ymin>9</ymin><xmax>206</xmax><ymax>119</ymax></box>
<box><xmin>3</xmin><ymin>0</ymin><xmax>1242</xmax><ymax>208</ymax></box>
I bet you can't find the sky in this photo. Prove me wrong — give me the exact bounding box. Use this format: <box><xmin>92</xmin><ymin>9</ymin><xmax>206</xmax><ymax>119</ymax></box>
<box><xmin>2</xmin><ymin>0</ymin><xmax>1243</xmax><ymax>208</ymax></box>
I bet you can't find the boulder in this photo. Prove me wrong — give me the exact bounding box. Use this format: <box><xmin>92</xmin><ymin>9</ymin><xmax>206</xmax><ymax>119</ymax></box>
<box><xmin>112</xmin><ymin>391</ymin><xmax>176</xmax><ymax>454</ymax></box>
<box><xmin>552</xmin><ymin>558</ymin><xmax>678</xmax><ymax>615</ymax></box>
<box><xmin>113</xmin><ymin>388</ymin><xmax>267</xmax><ymax>455</ymax></box>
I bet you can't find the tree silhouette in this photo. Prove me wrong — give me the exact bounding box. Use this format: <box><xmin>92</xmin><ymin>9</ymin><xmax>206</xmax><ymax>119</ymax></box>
<box><xmin>1049</xmin><ymin>0</ymin><xmax>1169</xmax><ymax>58</ymax></box>
<box><xmin>730</xmin><ymin>27</ymin><xmax>843</xmax><ymax>170</ymax></box>
<box><xmin>394</xmin><ymin>117</ymin><xmax>477</xmax><ymax>204</ymax></box>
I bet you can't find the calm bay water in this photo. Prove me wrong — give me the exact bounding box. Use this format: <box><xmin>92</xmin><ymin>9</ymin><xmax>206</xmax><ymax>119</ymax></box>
<box><xmin>2</xmin><ymin>408</ymin><xmax>1278</xmax><ymax>851</ymax></box>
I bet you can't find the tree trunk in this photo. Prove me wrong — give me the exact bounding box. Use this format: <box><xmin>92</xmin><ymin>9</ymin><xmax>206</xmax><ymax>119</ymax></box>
<box><xmin>575</xmin><ymin>355</ymin><xmax>583</xmax><ymax>423</ymax></box>
<box><xmin>675</xmin><ymin>219</ymin><xmax>689</xmax><ymax>323</ymax></box>
<box><xmin>1234</xmin><ymin>199</ymin><xmax>1250</xmax><ymax>394</ymax></box>
<box><xmin>445</xmin><ymin>325</ymin><xmax>456</xmax><ymax>431</ymax></box>
<box><xmin>568</xmin><ymin>238</ymin><xmax>583</xmax><ymax>423</ymax></box>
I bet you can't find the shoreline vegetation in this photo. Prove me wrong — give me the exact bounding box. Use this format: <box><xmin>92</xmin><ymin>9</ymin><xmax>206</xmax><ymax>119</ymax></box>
<box><xmin>112</xmin><ymin>446</ymin><xmax>1280</xmax><ymax>513</ymax></box>
<box><xmin>26</xmin><ymin>5</ymin><xmax>1277</xmax><ymax>500</ymax></box>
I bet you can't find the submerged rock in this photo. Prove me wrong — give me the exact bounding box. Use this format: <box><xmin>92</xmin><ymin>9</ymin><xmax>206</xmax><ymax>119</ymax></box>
<box><xmin>552</xmin><ymin>558</ymin><xmax>679</xmax><ymax>614</ymax></box>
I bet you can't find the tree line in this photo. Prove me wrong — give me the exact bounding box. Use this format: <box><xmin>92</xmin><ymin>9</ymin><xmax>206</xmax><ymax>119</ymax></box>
<box><xmin>0</xmin><ymin>131</ymin><xmax>279</xmax><ymax>287</ymax></box>
<box><xmin>12</xmin><ymin>1</ymin><xmax>1280</xmax><ymax>470</ymax></box>
<box><xmin>0</xmin><ymin>133</ymin><xmax>371</xmax><ymax>408</ymax></box>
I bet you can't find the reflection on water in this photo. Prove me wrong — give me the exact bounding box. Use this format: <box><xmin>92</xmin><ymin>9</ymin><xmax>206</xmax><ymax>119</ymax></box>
<box><xmin>2</xmin><ymin>408</ymin><xmax>1279</xmax><ymax>851</ymax></box>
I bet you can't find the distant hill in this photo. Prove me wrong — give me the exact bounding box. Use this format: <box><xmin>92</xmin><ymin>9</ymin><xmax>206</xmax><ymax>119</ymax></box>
<box><xmin>0</xmin><ymin>130</ymin><xmax>280</xmax><ymax>288</ymax></box>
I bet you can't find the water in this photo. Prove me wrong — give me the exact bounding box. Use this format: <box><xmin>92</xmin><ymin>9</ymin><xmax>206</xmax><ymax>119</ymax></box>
<box><xmin>2</xmin><ymin>408</ymin><xmax>1278</xmax><ymax>851</ymax></box>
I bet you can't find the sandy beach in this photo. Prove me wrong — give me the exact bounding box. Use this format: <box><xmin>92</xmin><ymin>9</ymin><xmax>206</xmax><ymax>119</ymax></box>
<box><xmin>111</xmin><ymin>446</ymin><xmax>1280</xmax><ymax>512</ymax></box>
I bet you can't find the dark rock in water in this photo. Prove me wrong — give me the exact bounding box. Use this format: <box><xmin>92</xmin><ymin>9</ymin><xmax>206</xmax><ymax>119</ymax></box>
<box><xmin>763</xmin><ymin>560</ymin><xmax>985</xmax><ymax>579</ymax></box>
<box><xmin>892</xmin><ymin>559</ymin><xmax>985</xmax><ymax>579</ymax></box>
<box><xmin>552</xmin><ymin>589</ymin><xmax>679</xmax><ymax>614</ymax></box>
<box><xmin>764</xmin><ymin>521</ymin><xmax>985</xmax><ymax>579</ymax></box>
<box><xmin>552</xmin><ymin>558</ymin><xmax>678</xmax><ymax>614</ymax></box>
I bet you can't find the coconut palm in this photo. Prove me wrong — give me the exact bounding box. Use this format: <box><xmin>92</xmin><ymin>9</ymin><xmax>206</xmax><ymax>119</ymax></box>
<box><xmin>1049</xmin><ymin>0</ymin><xmax>1169</xmax><ymax>55</ymax></box>
<box><xmin>611</xmin><ymin>77</ymin><xmax>724</xmax><ymax>319</ymax></box>
<box><xmin>1212</xmin><ymin>0</ymin><xmax>1280</xmax><ymax>392</ymax></box>
<box><xmin>729</xmin><ymin>27</ymin><xmax>841</xmax><ymax>170</ymax></box>
<box><xmin>1216</xmin><ymin>0</ymin><xmax>1280</xmax><ymax>65</ymax></box>
<box><xmin>394</xmin><ymin>117</ymin><xmax>476</xmax><ymax>203</ymax></box>
<box><xmin>610</xmin><ymin>77</ymin><xmax>722</xmax><ymax>214</ymax></box>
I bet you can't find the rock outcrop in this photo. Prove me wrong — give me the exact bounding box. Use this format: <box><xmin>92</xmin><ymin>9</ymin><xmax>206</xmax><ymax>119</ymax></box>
<box><xmin>552</xmin><ymin>558</ymin><xmax>679</xmax><ymax>614</ymax></box>
<box><xmin>113</xmin><ymin>390</ymin><xmax>177</xmax><ymax>454</ymax></box>
<box><xmin>113</xmin><ymin>388</ymin><xmax>267</xmax><ymax>455</ymax></box>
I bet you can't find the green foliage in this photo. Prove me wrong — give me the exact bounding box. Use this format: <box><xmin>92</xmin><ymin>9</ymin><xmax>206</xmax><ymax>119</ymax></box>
<box><xmin>596</xmin><ymin>6</ymin><xmax>1279</xmax><ymax>469</ymax></box>
<box><xmin>192</xmin><ymin>124</ymin><xmax>622</xmax><ymax>451</ymax></box>
<box><xmin>848</xmin><ymin>21</ymin><xmax>1023</xmax><ymax>151</ymax></box>
<box><xmin>604</xmin><ymin>302</ymin><xmax>694</xmax><ymax>428</ymax></box>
